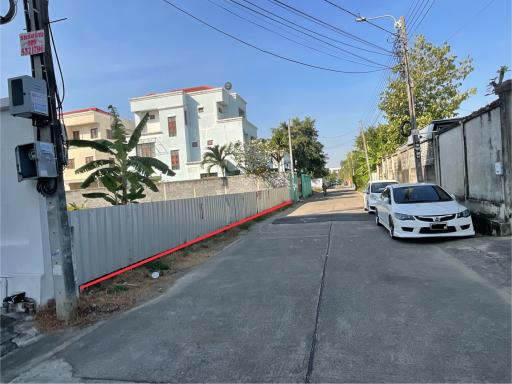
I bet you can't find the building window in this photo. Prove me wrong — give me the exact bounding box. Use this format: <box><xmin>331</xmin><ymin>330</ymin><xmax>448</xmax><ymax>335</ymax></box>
<box><xmin>136</xmin><ymin>143</ymin><xmax>155</xmax><ymax>158</ymax></box>
<box><xmin>85</xmin><ymin>156</ymin><xmax>94</xmax><ymax>164</ymax></box>
<box><xmin>191</xmin><ymin>141</ymin><xmax>198</xmax><ymax>148</ymax></box>
<box><xmin>90</xmin><ymin>128</ymin><xmax>98</xmax><ymax>139</ymax></box>
<box><xmin>207</xmin><ymin>139</ymin><xmax>214</xmax><ymax>146</ymax></box>
<box><xmin>198</xmin><ymin>106</ymin><xmax>204</xmax><ymax>113</ymax></box>
<box><xmin>238</xmin><ymin>108</ymin><xmax>245</xmax><ymax>118</ymax></box>
<box><xmin>171</xmin><ymin>150</ymin><xmax>180</xmax><ymax>170</ymax></box>
<box><xmin>184</xmin><ymin>110</ymin><xmax>188</xmax><ymax>125</ymax></box>
<box><xmin>67</xmin><ymin>159</ymin><xmax>75</xmax><ymax>169</ymax></box>
<box><xmin>168</xmin><ymin>116</ymin><xmax>177</xmax><ymax>137</ymax></box>
<box><xmin>106</xmin><ymin>129</ymin><xmax>112</xmax><ymax>139</ymax></box>
<box><xmin>148</xmin><ymin>114</ymin><xmax>156</xmax><ymax>120</ymax></box>
<box><xmin>72</xmin><ymin>130</ymin><xmax>80</xmax><ymax>140</ymax></box>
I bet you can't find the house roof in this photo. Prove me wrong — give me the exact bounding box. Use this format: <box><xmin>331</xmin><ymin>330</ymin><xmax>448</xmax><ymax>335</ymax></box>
<box><xmin>62</xmin><ymin>107</ymin><xmax>111</xmax><ymax>116</ymax></box>
<box><xmin>145</xmin><ymin>85</ymin><xmax>216</xmax><ymax>97</ymax></box>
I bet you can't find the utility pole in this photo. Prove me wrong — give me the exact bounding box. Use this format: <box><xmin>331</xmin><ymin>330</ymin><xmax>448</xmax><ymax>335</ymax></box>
<box><xmin>359</xmin><ymin>121</ymin><xmax>372</xmax><ymax>181</ymax></box>
<box><xmin>23</xmin><ymin>0</ymin><xmax>77</xmax><ymax>320</ymax></box>
<box><xmin>287</xmin><ymin>118</ymin><xmax>295</xmax><ymax>176</ymax></box>
<box><xmin>355</xmin><ymin>14</ymin><xmax>424</xmax><ymax>182</ymax></box>
<box><xmin>397</xmin><ymin>16</ymin><xmax>424</xmax><ymax>182</ymax></box>
<box><xmin>287</xmin><ymin>118</ymin><xmax>297</xmax><ymax>199</ymax></box>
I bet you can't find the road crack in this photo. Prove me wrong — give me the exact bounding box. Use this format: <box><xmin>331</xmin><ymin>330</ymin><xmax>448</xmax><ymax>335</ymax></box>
<box><xmin>305</xmin><ymin>222</ymin><xmax>332</xmax><ymax>383</ymax></box>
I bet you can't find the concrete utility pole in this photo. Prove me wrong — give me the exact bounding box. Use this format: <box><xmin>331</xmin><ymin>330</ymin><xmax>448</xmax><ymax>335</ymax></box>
<box><xmin>355</xmin><ymin>14</ymin><xmax>424</xmax><ymax>182</ymax></box>
<box><xmin>23</xmin><ymin>0</ymin><xmax>77</xmax><ymax>320</ymax></box>
<box><xmin>397</xmin><ymin>16</ymin><xmax>424</xmax><ymax>182</ymax></box>
<box><xmin>359</xmin><ymin>121</ymin><xmax>372</xmax><ymax>181</ymax></box>
<box><xmin>287</xmin><ymin>118</ymin><xmax>295</xmax><ymax>176</ymax></box>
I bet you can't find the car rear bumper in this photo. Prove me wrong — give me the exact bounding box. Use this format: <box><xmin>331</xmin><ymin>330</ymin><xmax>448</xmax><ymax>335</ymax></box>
<box><xmin>392</xmin><ymin>217</ymin><xmax>475</xmax><ymax>238</ymax></box>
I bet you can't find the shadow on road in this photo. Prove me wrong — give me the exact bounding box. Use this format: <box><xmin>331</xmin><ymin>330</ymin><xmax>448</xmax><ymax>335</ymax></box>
<box><xmin>273</xmin><ymin>212</ymin><xmax>373</xmax><ymax>224</ymax></box>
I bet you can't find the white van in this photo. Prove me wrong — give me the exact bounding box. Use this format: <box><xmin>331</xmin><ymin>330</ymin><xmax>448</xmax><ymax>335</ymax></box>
<box><xmin>363</xmin><ymin>180</ymin><xmax>398</xmax><ymax>212</ymax></box>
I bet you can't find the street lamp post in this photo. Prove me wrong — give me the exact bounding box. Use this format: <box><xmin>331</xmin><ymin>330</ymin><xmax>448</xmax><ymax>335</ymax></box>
<box><xmin>356</xmin><ymin>14</ymin><xmax>424</xmax><ymax>182</ymax></box>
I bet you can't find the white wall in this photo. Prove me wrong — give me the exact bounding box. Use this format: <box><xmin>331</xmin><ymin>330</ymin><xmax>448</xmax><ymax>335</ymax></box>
<box><xmin>0</xmin><ymin>98</ymin><xmax>54</xmax><ymax>305</ymax></box>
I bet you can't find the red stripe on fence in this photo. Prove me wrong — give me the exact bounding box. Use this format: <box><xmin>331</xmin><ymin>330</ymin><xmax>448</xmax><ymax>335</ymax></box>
<box><xmin>79</xmin><ymin>199</ymin><xmax>293</xmax><ymax>290</ymax></box>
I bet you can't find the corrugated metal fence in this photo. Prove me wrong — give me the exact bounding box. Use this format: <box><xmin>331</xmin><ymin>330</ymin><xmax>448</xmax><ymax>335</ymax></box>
<box><xmin>69</xmin><ymin>188</ymin><xmax>290</xmax><ymax>285</ymax></box>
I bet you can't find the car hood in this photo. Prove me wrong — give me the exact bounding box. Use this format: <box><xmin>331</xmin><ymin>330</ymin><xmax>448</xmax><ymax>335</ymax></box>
<box><xmin>394</xmin><ymin>200</ymin><xmax>466</xmax><ymax>215</ymax></box>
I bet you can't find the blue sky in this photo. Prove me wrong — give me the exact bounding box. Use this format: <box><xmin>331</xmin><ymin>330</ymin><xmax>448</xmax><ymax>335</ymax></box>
<box><xmin>1</xmin><ymin>0</ymin><xmax>510</xmax><ymax>167</ymax></box>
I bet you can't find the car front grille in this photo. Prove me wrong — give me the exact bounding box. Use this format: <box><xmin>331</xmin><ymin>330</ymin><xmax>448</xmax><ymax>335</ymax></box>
<box><xmin>414</xmin><ymin>214</ymin><xmax>456</xmax><ymax>222</ymax></box>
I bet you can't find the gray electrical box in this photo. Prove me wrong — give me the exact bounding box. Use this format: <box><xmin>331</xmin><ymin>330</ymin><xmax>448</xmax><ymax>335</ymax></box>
<box><xmin>15</xmin><ymin>141</ymin><xmax>58</xmax><ymax>181</ymax></box>
<box><xmin>8</xmin><ymin>76</ymin><xmax>48</xmax><ymax>118</ymax></box>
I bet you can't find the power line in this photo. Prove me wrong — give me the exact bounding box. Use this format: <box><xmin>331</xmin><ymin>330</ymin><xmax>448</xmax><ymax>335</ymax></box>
<box><xmin>407</xmin><ymin>0</ymin><xmax>426</xmax><ymax>31</ymax></box>
<box><xmin>160</xmin><ymin>0</ymin><xmax>389</xmax><ymax>74</ymax></box>
<box><xmin>446</xmin><ymin>0</ymin><xmax>496</xmax><ymax>41</ymax></box>
<box><xmin>235</xmin><ymin>0</ymin><xmax>391</xmax><ymax>57</ymax></box>
<box><xmin>409</xmin><ymin>0</ymin><xmax>436</xmax><ymax>37</ymax></box>
<box><xmin>320</xmin><ymin>0</ymin><xmax>394</xmax><ymax>35</ymax></box>
<box><xmin>268</xmin><ymin>0</ymin><xmax>393</xmax><ymax>54</ymax></box>
<box><xmin>208</xmin><ymin>0</ymin><xmax>384</xmax><ymax>68</ymax></box>
<box><xmin>226</xmin><ymin>0</ymin><xmax>389</xmax><ymax>66</ymax></box>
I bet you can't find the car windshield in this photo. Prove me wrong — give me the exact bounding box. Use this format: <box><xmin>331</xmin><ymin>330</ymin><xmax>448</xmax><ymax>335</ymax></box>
<box><xmin>393</xmin><ymin>185</ymin><xmax>453</xmax><ymax>204</ymax></box>
<box><xmin>370</xmin><ymin>182</ymin><xmax>396</xmax><ymax>193</ymax></box>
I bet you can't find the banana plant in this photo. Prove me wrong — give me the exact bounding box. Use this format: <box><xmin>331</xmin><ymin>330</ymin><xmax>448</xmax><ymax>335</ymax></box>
<box><xmin>68</xmin><ymin>105</ymin><xmax>175</xmax><ymax>205</ymax></box>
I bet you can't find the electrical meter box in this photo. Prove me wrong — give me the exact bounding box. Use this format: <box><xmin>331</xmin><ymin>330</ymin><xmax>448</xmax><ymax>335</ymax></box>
<box><xmin>15</xmin><ymin>141</ymin><xmax>58</xmax><ymax>181</ymax></box>
<box><xmin>8</xmin><ymin>76</ymin><xmax>48</xmax><ymax>118</ymax></box>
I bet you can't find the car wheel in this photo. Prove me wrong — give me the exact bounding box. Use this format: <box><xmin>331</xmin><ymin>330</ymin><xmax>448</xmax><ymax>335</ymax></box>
<box><xmin>388</xmin><ymin>216</ymin><xmax>396</xmax><ymax>239</ymax></box>
<box><xmin>375</xmin><ymin>210</ymin><xmax>381</xmax><ymax>226</ymax></box>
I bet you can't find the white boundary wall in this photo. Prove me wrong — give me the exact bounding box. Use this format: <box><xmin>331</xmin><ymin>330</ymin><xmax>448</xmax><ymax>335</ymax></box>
<box><xmin>70</xmin><ymin>188</ymin><xmax>290</xmax><ymax>285</ymax></box>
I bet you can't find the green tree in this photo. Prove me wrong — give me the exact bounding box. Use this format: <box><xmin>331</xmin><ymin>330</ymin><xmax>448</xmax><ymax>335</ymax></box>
<box><xmin>68</xmin><ymin>105</ymin><xmax>174</xmax><ymax>205</ymax></box>
<box><xmin>273</xmin><ymin>117</ymin><xmax>328</xmax><ymax>177</ymax></box>
<box><xmin>201</xmin><ymin>144</ymin><xmax>231</xmax><ymax>177</ymax></box>
<box><xmin>380</xmin><ymin>34</ymin><xmax>475</xmax><ymax>142</ymax></box>
<box><xmin>231</xmin><ymin>139</ymin><xmax>288</xmax><ymax>187</ymax></box>
<box><xmin>343</xmin><ymin>35</ymin><xmax>475</xmax><ymax>189</ymax></box>
<box><xmin>267</xmin><ymin>127</ymin><xmax>288</xmax><ymax>167</ymax></box>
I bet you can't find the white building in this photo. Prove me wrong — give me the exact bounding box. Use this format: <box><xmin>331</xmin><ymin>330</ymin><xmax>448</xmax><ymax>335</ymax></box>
<box><xmin>129</xmin><ymin>85</ymin><xmax>258</xmax><ymax>181</ymax></box>
<box><xmin>1</xmin><ymin>98</ymin><xmax>54</xmax><ymax>304</ymax></box>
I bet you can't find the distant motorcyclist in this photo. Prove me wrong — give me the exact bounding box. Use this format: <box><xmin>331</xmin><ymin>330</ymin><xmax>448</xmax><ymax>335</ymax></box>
<box><xmin>322</xmin><ymin>182</ymin><xmax>328</xmax><ymax>196</ymax></box>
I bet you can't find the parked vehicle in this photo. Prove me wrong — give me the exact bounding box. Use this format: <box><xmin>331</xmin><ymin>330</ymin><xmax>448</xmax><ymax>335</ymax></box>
<box><xmin>375</xmin><ymin>183</ymin><xmax>475</xmax><ymax>239</ymax></box>
<box><xmin>364</xmin><ymin>180</ymin><xmax>398</xmax><ymax>212</ymax></box>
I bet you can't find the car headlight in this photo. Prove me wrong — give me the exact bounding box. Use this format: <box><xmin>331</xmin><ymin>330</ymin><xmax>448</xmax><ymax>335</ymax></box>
<box><xmin>394</xmin><ymin>212</ymin><xmax>415</xmax><ymax>221</ymax></box>
<box><xmin>457</xmin><ymin>209</ymin><xmax>471</xmax><ymax>218</ymax></box>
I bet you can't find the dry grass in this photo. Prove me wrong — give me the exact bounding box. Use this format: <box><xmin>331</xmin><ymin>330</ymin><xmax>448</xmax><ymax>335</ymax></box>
<box><xmin>35</xmin><ymin>226</ymin><xmax>245</xmax><ymax>332</ymax></box>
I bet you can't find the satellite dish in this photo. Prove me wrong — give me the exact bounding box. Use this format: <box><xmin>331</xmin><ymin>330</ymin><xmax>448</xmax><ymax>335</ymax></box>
<box><xmin>224</xmin><ymin>81</ymin><xmax>232</xmax><ymax>91</ymax></box>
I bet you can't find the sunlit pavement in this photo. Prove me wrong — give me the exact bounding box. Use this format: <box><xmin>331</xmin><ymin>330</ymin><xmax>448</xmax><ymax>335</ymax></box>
<box><xmin>3</xmin><ymin>189</ymin><xmax>511</xmax><ymax>383</ymax></box>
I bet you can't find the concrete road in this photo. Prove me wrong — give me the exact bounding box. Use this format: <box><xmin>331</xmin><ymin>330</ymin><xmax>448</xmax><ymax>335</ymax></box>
<box><xmin>5</xmin><ymin>189</ymin><xmax>511</xmax><ymax>383</ymax></box>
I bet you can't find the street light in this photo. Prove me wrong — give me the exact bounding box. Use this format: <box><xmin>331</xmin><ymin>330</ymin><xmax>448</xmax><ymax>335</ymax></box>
<box><xmin>355</xmin><ymin>14</ymin><xmax>399</xmax><ymax>28</ymax></box>
<box><xmin>354</xmin><ymin>13</ymin><xmax>424</xmax><ymax>182</ymax></box>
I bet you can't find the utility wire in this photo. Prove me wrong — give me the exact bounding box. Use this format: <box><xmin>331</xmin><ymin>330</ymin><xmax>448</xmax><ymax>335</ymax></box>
<box><xmin>268</xmin><ymin>0</ymin><xmax>393</xmax><ymax>54</ymax></box>
<box><xmin>409</xmin><ymin>0</ymin><xmax>436</xmax><ymax>36</ymax></box>
<box><xmin>407</xmin><ymin>0</ymin><xmax>429</xmax><ymax>35</ymax></box>
<box><xmin>320</xmin><ymin>0</ymin><xmax>394</xmax><ymax>35</ymax></box>
<box><xmin>160</xmin><ymin>0</ymin><xmax>389</xmax><ymax>74</ymax></box>
<box><xmin>446</xmin><ymin>0</ymin><xmax>496</xmax><ymax>41</ymax></box>
<box><xmin>235</xmin><ymin>0</ymin><xmax>390</xmax><ymax>57</ymax></box>
<box><xmin>208</xmin><ymin>0</ymin><xmax>384</xmax><ymax>68</ymax></box>
<box><xmin>226</xmin><ymin>0</ymin><xmax>389</xmax><ymax>66</ymax></box>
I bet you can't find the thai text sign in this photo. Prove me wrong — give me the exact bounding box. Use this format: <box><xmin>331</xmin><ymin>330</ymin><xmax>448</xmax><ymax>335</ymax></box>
<box><xmin>20</xmin><ymin>30</ymin><xmax>45</xmax><ymax>56</ymax></box>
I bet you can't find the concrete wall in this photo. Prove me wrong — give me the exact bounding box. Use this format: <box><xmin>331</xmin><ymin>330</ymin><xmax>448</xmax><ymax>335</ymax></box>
<box><xmin>434</xmin><ymin>81</ymin><xmax>511</xmax><ymax>235</ymax></box>
<box><xmin>436</xmin><ymin>124</ymin><xmax>465</xmax><ymax>196</ymax></box>
<box><xmin>0</xmin><ymin>98</ymin><xmax>54</xmax><ymax>304</ymax></box>
<box><xmin>377</xmin><ymin>139</ymin><xmax>435</xmax><ymax>184</ymax></box>
<box><xmin>66</xmin><ymin>175</ymin><xmax>271</xmax><ymax>209</ymax></box>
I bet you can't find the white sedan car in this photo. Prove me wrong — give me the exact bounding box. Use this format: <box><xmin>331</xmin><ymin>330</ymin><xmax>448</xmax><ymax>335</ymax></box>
<box><xmin>375</xmin><ymin>183</ymin><xmax>475</xmax><ymax>239</ymax></box>
<box><xmin>363</xmin><ymin>180</ymin><xmax>398</xmax><ymax>212</ymax></box>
